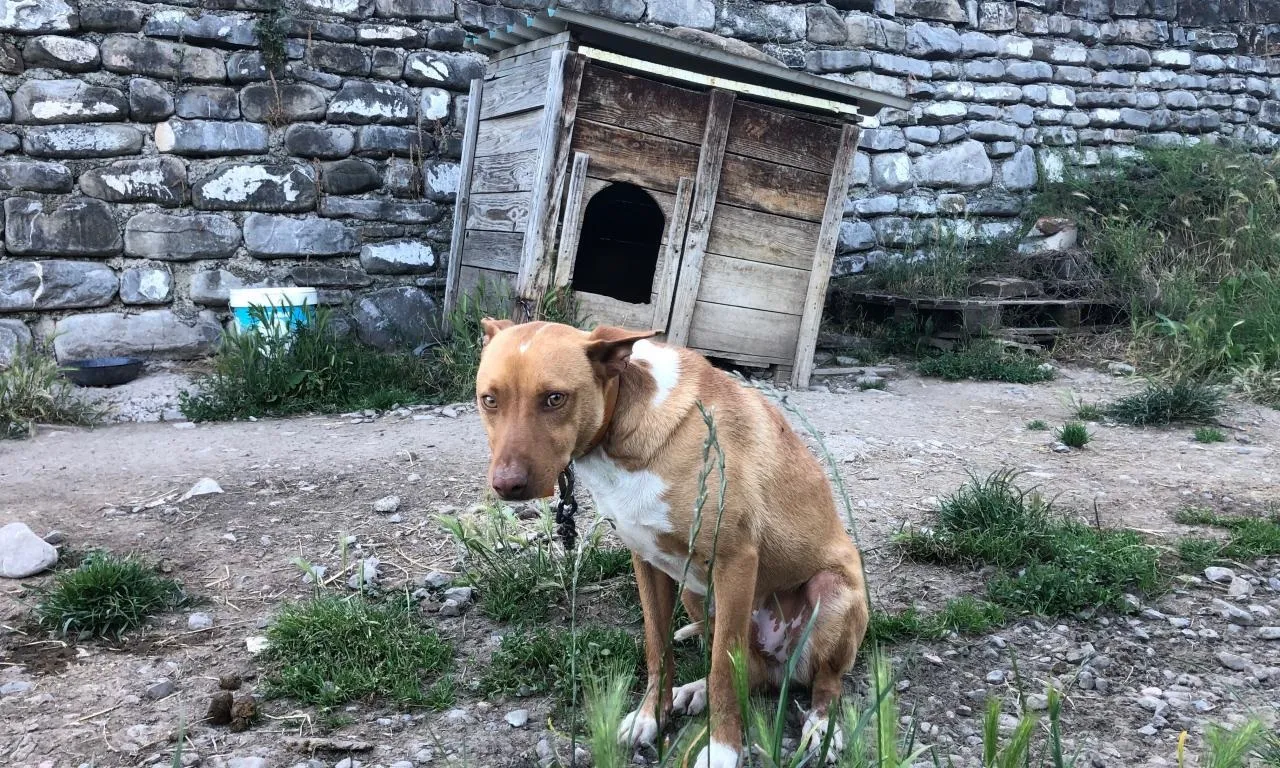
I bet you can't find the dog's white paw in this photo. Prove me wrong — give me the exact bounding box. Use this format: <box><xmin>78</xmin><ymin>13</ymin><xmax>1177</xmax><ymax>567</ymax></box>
<box><xmin>691</xmin><ymin>740</ymin><xmax>741</xmax><ymax>768</ymax></box>
<box><xmin>673</xmin><ymin>622</ymin><xmax>703</xmax><ymax>642</ymax></box>
<box><xmin>671</xmin><ymin>678</ymin><xmax>708</xmax><ymax>716</ymax></box>
<box><xmin>799</xmin><ymin>711</ymin><xmax>844</xmax><ymax>763</ymax></box>
<box><xmin>617</xmin><ymin>709</ymin><xmax>658</xmax><ymax>746</ymax></box>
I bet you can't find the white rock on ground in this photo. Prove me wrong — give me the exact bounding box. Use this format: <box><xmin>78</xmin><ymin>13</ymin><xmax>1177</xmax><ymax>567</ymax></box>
<box><xmin>373</xmin><ymin>495</ymin><xmax>401</xmax><ymax>513</ymax></box>
<box><xmin>180</xmin><ymin>477</ymin><xmax>223</xmax><ymax>501</ymax></box>
<box><xmin>1204</xmin><ymin>566</ymin><xmax>1235</xmax><ymax>584</ymax></box>
<box><xmin>187</xmin><ymin>612</ymin><xmax>213</xmax><ymax>630</ymax></box>
<box><xmin>0</xmin><ymin>522</ymin><xmax>59</xmax><ymax>578</ymax></box>
<box><xmin>505</xmin><ymin>709</ymin><xmax>530</xmax><ymax>727</ymax></box>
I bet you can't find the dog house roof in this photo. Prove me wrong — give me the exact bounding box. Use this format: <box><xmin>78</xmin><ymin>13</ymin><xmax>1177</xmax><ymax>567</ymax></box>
<box><xmin>464</xmin><ymin>6</ymin><xmax>911</xmax><ymax>119</ymax></box>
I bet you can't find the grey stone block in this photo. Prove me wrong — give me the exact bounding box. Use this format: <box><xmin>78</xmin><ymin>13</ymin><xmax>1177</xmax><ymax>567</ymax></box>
<box><xmin>189</xmin><ymin>269</ymin><xmax>246</xmax><ymax>306</ymax></box>
<box><xmin>356</xmin><ymin>125</ymin><xmax>429</xmax><ymax>158</ymax></box>
<box><xmin>120</xmin><ymin>267</ymin><xmax>174</xmax><ymax>305</ymax></box>
<box><xmin>427</xmin><ymin>25</ymin><xmax>466</xmax><ymax>51</ymax></box>
<box><xmin>837</xmin><ymin>220</ymin><xmax>876</xmax><ymax>253</ymax></box>
<box><xmin>353</xmin><ymin>287</ymin><xmax>438</xmax><ymax>350</ymax></box>
<box><xmin>125</xmin><ymin>212</ymin><xmax>241</xmax><ymax>260</ymax></box>
<box><xmin>23</xmin><ymin>124</ymin><xmax>143</xmax><ymax>159</ymax></box>
<box><xmin>716</xmin><ymin>3</ymin><xmax>806</xmax><ymax>44</ymax></box>
<box><xmin>643</xmin><ymin>0</ymin><xmax>715</xmax><ymax>29</ymax></box>
<box><xmin>360</xmin><ymin>239</ymin><xmax>435</xmax><ymax>274</ymax></box>
<box><xmin>0</xmin><ymin>320</ymin><xmax>32</xmax><ymax>369</ymax></box>
<box><xmin>0</xmin><ymin>41</ymin><xmax>18</xmax><ymax>74</ymax></box>
<box><xmin>906</xmin><ymin>23</ymin><xmax>962</xmax><ymax>58</ymax></box>
<box><xmin>300</xmin><ymin>0</ymin><xmax>374</xmax><ymax>19</ymax></box>
<box><xmin>308</xmin><ymin>42</ymin><xmax>370</xmax><ymax>76</ymax></box>
<box><xmin>402</xmin><ymin>51</ymin><xmax>485</xmax><ymax>91</ymax></box>
<box><xmin>22</xmin><ymin>35</ymin><xmax>99</xmax><ymax>71</ymax></box>
<box><xmin>356</xmin><ymin>24</ymin><xmax>424</xmax><ymax>47</ymax></box>
<box><xmin>806</xmin><ymin>4</ymin><xmax>847</xmax><ymax>44</ymax></box>
<box><xmin>317</xmin><ymin>197</ymin><xmax>440</xmax><ymax>224</ymax></box>
<box><xmin>227</xmin><ymin>51</ymin><xmax>269</xmax><ymax>84</ymax></box>
<box><xmin>846</xmin><ymin>13</ymin><xmax>906</xmax><ymax>52</ymax></box>
<box><xmin>4</xmin><ymin>197</ymin><xmax>122</xmax><ymax>256</ymax></box>
<box><xmin>374</xmin><ymin>0</ymin><xmax>455</xmax><ymax>19</ymax></box>
<box><xmin>240</xmin><ymin>83</ymin><xmax>332</xmax><ymax>123</ymax></box>
<box><xmin>79</xmin><ymin>5</ymin><xmax>143</xmax><ymax>32</ymax></box>
<box><xmin>101</xmin><ymin>35</ymin><xmax>226</xmax><ymax>82</ymax></box>
<box><xmin>80</xmin><ymin>156</ymin><xmax>187</xmax><ymax>206</ymax></box>
<box><xmin>176</xmin><ymin>87</ymin><xmax>241</xmax><ymax>120</ymax></box>
<box><xmin>326</xmin><ymin>81</ymin><xmax>415</xmax><ymax>125</ymax></box>
<box><xmin>915</xmin><ymin>141</ymin><xmax>994</xmax><ymax>190</ymax></box>
<box><xmin>424</xmin><ymin>161</ymin><xmax>459</xmax><ymax>202</ymax></box>
<box><xmin>0</xmin><ymin>0</ymin><xmax>77</xmax><ymax>33</ymax></box>
<box><xmin>870</xmin><ymin>153</ymin><xmax>912</xmax><ymax>191</ymax></box>
<box><xmin>969</xmin><ymin>121</ymin><xmax>1021</xmax><ymax>141</ymax></box>
<box><xmin>0</xmin><ymin>261</ymin><xmax>116</xmax><ymax>312</ymax></box>
<box><xmin>155</xmin><ymin>119</ymin><xmax>269</xmax><ymax>157</ymax></box>
<box><xmin>243</xmin><ymin>213</ymin><xmax>358</xmax><ymax>257</ymax></box>
<box><xmin>897</xmin><ymin>0</ymin><xmax>966</xmax><ymax>21</ymax></box>
<box><xmin>129</xmin><ymin>78</ymin><xmax>174</xmax><ymax>122</ymax></box>
<box><xmin>11</xmin><ymin>80</ymin><xmax>127</xmax><ymax>125</ymax></box>
<box><xmin>284</xmin><ymin>124</ymin><xmax>355</xmax><ymax>159</ymax></box>
<box><xmin>370</xmin><ymin>48</ymin><xmax>405</xmax><ymax>79</ymax></box>
<box><xmin>144</xmin><ymin>10</ymin><xmax>258</xmax><ymax>47</ymax></box>
<box><xmin>192</xmin><ymin>164</ymin><xmax>317</xmax><ymax>212</ymax></box>
<box><xmin>52</xmin><ymin>310</ymin><xmax>223</xmax><ymax>362</ymax></box>
<box><xmin>290</xmin><ymin>265</ymin><xmax>373</xmax><ymax>288</ymax></box>
<box><xmin>321</xmin><ymin>158</ymin><xmax>382</xmax><ymax>195</ymax></box>
<box><xmin>0</xmin><ymin>159</ymin><xmax>72</xmax><ymax>192</ymax></box>
<box><xmin>419</xmin><ymin>88</ymin><xmax>450</xmax><ymax>122</ymax></box>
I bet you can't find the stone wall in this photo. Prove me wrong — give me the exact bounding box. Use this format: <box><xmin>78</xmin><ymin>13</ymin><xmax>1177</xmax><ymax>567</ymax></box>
<box><xmin>2</xmin><ymin>0</ymin><xmax>1278</xmax><ymax>365</ymax></box>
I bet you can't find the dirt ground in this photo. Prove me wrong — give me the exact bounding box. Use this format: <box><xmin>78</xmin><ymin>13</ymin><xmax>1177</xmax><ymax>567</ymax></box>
<box><xmin>2</xmin><ymin>364</ymin><xmax>1278</xmax><ymax>768</ymax></box>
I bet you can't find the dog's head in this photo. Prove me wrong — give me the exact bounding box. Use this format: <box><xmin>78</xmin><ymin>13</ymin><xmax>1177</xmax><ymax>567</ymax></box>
<box><xmin>475</xmin><ymin>319</ymin><xmax>658</xmax><ymax>501</ymax></box>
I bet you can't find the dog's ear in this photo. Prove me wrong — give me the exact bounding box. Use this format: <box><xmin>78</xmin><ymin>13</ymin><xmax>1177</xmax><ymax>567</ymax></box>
<box><xmin>480</xmin><ymin>318</ymin><xmax>514</xmax><ymax>348</ymax></box>
<box><xmin>584</xmin><ymin>326</ymin><xmax>660</xmax><ymax>378</ymax></box>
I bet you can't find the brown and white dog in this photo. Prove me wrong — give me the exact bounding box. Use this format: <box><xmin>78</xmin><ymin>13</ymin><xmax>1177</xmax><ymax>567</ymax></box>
<box><xmin>475</xmin><ymin>319</ymin><xmax>869</xmax><ymax>768</ymax></box>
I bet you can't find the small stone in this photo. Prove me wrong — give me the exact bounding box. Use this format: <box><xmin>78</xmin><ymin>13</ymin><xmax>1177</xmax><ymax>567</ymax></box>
<box><xmin>1025</xmin><ymin>694</ymin><xmax>1049</xmax><ymax>711</ymax></box>
<box><xmin>188</xmin><ymin>613</ymin><xmax>214</xmax><ymax>631</ymax></box>
<box><xmin>181</xmin><ymin>478</ymin><xmax>223</xmax><ymax>501</ymax></box>
<box><xmin>1217</xmin><ymin>651</ymin><xmax>1250</xmax><ymax>671</ymax></box>
<box><xmin>42</xmin><ymin>530</ymin><xmax>67</xmax><ymax>546</ymax></box>
<box><xmin>0</xmin><ymin>522</ymin><xmax>59</xmax><ymax>579</ymax></box>
<box><xmin>985</xmin><ymin>670</ymin><xmax>1006</xmax><ymax>684</ymax></box>
<box><xmin>422</xmin><ymin>571</ymin><xmax>452</xmax><ymax>589</ymax></box>
<box><xmin>145</xmin><ymin>680</ymin><xmax>176</xmax><ymax>700</ymax></box>
<box><xmin>438</xmin><ymin>599</ymin><xmax>461</xmax><ymax>617</ymax></box>
<box><xmin>22</xmin><ymin>36</ymin><xmax>99</xmax><ymax>72</ymax></box>
<box><xmin>443</xmin><ymin>586</ymin><xmax>472</xmax><ymax>605</ymax></box>
<box><xmin>1257</xmin><ymin>626</ymin><xmax>1280</xmax><ymax>640</ymax></box>
<box><xmin>120</xmin><ymin>267</ymin><xmax>174</xmax><ymax>305</ymax></box>
<box><xmin>327</xmin><ymin>81</ymin><xmax>415</xmax><ymax>125</ymax></box>
<box><xmin>1107</xmin><ymin>362</ymin><xmax>1136</xmax><ymax>376</ymax></box>
<box><xmin>505</xmin><ymin>709</ymin><xmax>530</xmax><ymax>728</ymax></box>
<box><xmin>0</xmin><ymin>681</ymin><xmax>34</xmax><ymax>695</ymax></box>
<box><xmin>373</xmin><ymin>495</ymin><xmax>401</xmax><ymax>513</ymax></box>
<box><xmin>244</xmin><ymin>636</ymin><xmax>270</xmax><ymax>655</ymax></box>
<box><xmin>128</xmin><ymin>79</ymin><xmax>174</xmax><ymax>122</ymax></box>
<box><xmin>284</xmin><ymin>124</ymin><xmax>355</xmax><ymax>159</ymax></box>
<box><xmin>243</xmin><ymin>214</ymin><xmax>358</xmax><ymax>257</ymax></box>
<box><xmin>1204</xmin><ymin>567</ymin><xmax>1235</xmax><ymax>583</ymax></box>
<box><xmin>219</xmin><ymin>675</ymin><xmax>243</xmax><ymax>691</ymax></box>
<box><xmin>1227</xmin><ymin>577</ymin><xmax>1253</xmax><ymax>598</ymax></box>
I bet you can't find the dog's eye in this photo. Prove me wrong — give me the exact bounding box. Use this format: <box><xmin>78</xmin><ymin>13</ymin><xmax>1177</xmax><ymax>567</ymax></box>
<box><xmin>480</xmin><ymin>394</ymin><xmax>497</xmax><ymax>409</ymax></box>
<box><xmin>545</xmin><ymin>393</ymin><xmax>566</xmax><ymax>409</ymax></box>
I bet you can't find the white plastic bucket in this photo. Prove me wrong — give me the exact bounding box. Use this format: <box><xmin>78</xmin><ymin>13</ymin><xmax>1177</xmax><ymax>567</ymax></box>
<box><xmin>228</xmin><ymin>287</ymin><xmax>318</xmax><ymax>345</ymax></box>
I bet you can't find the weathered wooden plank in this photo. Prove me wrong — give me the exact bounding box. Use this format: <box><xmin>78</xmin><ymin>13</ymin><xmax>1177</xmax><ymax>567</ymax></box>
<box><xmin>444</xmin><ymin>77</ymin><xmax>484</xmax><ymax>321</ymax></box>
<box><xmin>458</xmin><ymin>265</ymin><xmax>515</xmax><ymax>305</ymax></box>
<box><xmin>488</xmin><ymin>30</ymin><xmax>570</xmax><ymax>72</ymax></box>
<box><xmin>480</xmin><ymin>59</ymin><xmax>554</xmax><ymax>120</ymax></box>
<box><xmin>474</xmin><ymin>108</ymin><xmax>545</xmax><ymax>157</ymax></box>
<box><xmin>516</xmin><ymin>50</ymin><xmax>586</xmax><ymax>308</ymax></box>
<box><xmin>652</xmin><ymin>177</ymin><xmax>694</xmax><ymax>331</ymax></box>
<box><xmin>576</xmin><ymin>64</ymin><xmax>708</xmax><ymax>144</ymax></box>
<box><xmin>687</xmin><ymin>301</ymin><xmax>801</xmax><ymax>362</ymax></box>
<box><xmin>471</xmin><ymin>151</ymin><xmax>539</xmax><ymax>194</ymax></box>
<box><xmin>553</xmin><ymin>152</ymin><xmax>591</xmax><ymax>289</ymax></box>
<box><xmin>575</xmin><ymin>290</ymin><xmax>661</xmax><ymax>331</ymax></box>
<box><xmin>725</xmin><ymin>100</ymin><xmax>843</xmax><ymax>174</ymax></box>
<box><xmin>569</xmin><ymin>119</ymin><xmax>700</xmax><ymax>194</ymax></box>
<box><xmin>696</xmin><ymin>253</ymin><xmax>809</xmax><ymax>314</ymax></box>
<box><xmin>717</xmin><ymin>153</ymin><xmax>830</xmax><ymax>222</ymax></box>
<box><xmin>461</xmin><ymin>229</ymin><xmax>523</xmax><ymax>272</ymax></box>
<box><xmin>666</xmin><ymin>89</ymin><xmax>735</xmax><ymax>347</ymax></box>
<box><xmin>704</xmin><ymin>204</ymin><xmax>821</xmax><ymax>271</ymax></box>
<box><xmin>466</xmin><ymin>191</ymin><xmax>531</xmax><ymax>232</ymax></box>
<box><xmin>792</xmin><ymin>123</ymin><xmax>861</xmax><ymax>389</ymax></box>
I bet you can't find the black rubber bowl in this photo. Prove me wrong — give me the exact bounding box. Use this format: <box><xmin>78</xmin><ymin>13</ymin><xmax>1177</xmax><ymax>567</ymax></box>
<box><xmin>62</xmin><ymin>357</ymin><xmax>144</xmax><ymax>387</ymax></box>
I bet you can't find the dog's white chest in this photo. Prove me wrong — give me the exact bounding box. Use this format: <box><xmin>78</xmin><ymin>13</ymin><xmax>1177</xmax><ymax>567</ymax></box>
<box><xmin>576</xmin><ymin>452</ymin><xmax>705</xmax><ymax>594</ymax></box>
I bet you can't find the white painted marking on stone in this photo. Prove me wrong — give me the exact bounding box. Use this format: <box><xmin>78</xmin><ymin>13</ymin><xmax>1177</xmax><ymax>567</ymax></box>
<box><xmin>420</xmin><ymin>88</ymin><xmax>450</xmax><ymax>120</ymax></box>
<box><xmin>409</xmin><ymin>58</ymin><xmax>450</xmax><ymax>82</ymax></box>
<box><xmin>102</xmin><ymin>168</ymin><xmax>167</xmax><ymax>196</ymax></box>
<box><xmin>201</xmin><ymin>166</ymin><xmax>301</xmax><ymax>203</ymax></box>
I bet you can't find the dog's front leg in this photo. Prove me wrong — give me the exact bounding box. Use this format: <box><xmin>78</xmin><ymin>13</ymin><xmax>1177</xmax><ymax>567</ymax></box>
<box><xmin>618</xmin><ymin>553</ymin><xmax>676</xmax><ymax>748</ymax></box>
<box><xmin>692</xmin><ymin>545</ymin><xmax>758</xmax><ymax>768</ymax></box>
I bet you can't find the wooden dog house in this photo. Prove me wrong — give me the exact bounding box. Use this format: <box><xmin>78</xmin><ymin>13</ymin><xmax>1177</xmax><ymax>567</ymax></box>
<box><xmin>442</xmin><ymin>7</ymin><xmax>909</xmax><ymax>387</ymax></box>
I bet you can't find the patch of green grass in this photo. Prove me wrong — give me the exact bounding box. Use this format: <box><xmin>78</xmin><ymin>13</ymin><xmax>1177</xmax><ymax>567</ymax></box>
<box><xmin>1102</xmin><ymin>379</ymin><xmax>1226</xmax><ymax>426</ymax></box>
<box><xmin>440</xmin><ymin>504</ymin><xmax>564</xmax><ymax>624</ymax></box>
<box><xmin>261</xmin><ymin>595</ymin><xmax>453</xmax><ymax>708</ymax></box>
<box><xmin>1193</xmin><ymin>426</ymin><xmax>1227</xmax><ymax>443</ymax></box>
<box><xmin>898</xmin><ymin>470</ymin><xmax>1166</xmax><ymax>616</ymax></box>
<box><xmin>869</xmin><ymin>597</ymin><xmax>1007</xmax><ymax>644</ymax></box>
<box><xmin>1074</xmin><ymin>402</ymin><xmax>1105</xmax><ymax>421</ymax></box>
<box><xmin>916</xmin><ymin>341</ymin><xmax>1054</xmax><ymax>384</ymax></box>
<box><xmin>481</xmin><ymin>625</ymin><xmax>641</xmax><ymax>709</ymax></box>
<box><xmin>1025</xmin><ymin>419</ymin><xmax>1048</xmax><ymax>431</ymax></box>
<box><xmin>33</xmin><ymin>552</ymin><xmax>186</xmax><ymax>640</ymax></box>
<box><xmin>1056</xmin><ymin>421</ymin><xmax>1091</xmax><ymax>448</ymax></box>
<box><xmin>1</xmin><ymin>349</ymin><xmax>105</xmax><ymax>439</ymax></box>
<box><xmin>1172</xmin><ymin>507</ymin><xmax>1280</xmax><ymax>565</ymax></box>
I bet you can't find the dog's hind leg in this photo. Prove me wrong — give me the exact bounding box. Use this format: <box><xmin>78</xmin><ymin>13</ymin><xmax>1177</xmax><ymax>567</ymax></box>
<box><xmin>618</xmin><ymin>553</ymin><xmax>677</xmax><ymax>748</ymax></box>
<box><xmin>797</xmin><ymin>562</ymin><xmax>870</xmax><ymax>764</ymax></box>
<box><xmin>673</xmin><ymin>587</ymin><xmax>707</xmax><ymax>641</ymax></box>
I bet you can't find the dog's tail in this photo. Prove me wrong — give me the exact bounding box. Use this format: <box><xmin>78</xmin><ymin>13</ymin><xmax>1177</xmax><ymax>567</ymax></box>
<box><xmin>673</xmin><ymin>621</ymin><xmax>703</xmax><ymax>642</ymax></box>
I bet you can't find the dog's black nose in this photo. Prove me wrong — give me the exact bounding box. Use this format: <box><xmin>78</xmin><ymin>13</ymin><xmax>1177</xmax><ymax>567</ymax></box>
<box><xmin>492</xmin><ymin>464</ymin><xmax>530</xmax><ymax>500</ymax></box>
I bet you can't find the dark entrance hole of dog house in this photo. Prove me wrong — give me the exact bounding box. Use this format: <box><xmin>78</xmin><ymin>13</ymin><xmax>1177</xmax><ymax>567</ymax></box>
<box><xmin>570</xmin><ymin>182</ymin><xmax>665</xmax><ymax>305</ymax></box>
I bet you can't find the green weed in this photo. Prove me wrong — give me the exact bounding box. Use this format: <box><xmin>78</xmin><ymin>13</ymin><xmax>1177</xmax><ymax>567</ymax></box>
<box><xmin>1194</xmin><ymin>427</ymin><xmax>1227</xmax><ymax>443</ymax></box>
<box><xmin>898</xmin><ymin>470</ymin><xmax>1165</xmax><ymax>615</ymax></box>
<box><xmin>1172</xmin><ymin>508</ymin><xmax>1280</xmax><ymax>565</ymax></box>
<box><xmin>33</xmin><ymin>552</ymin><xmax>186</xmax><ymax>640</ymax></box>
<box><xmin>481</xmin><ymin>625</ymin><xmax>641</xmax><ymax>709</ymax></box>
<box><xmin>916</xmin><ymin>341</ymin><xmax>1055</xmax><ymax>384</ymax></box>
<box><xmin>1056</xmin><ymin>422</ymin><xmax>1091</xmax><ymax>448</ymax></box>
<box><xmin>439</xmin><ymin>503</ymin><xmax>562</xmax><ymax>624</ymax></box>
<box><xmin>1102</xmin><ymin>379</ymin><xmax>1226</xmax><ymax>426</ymax></box>
<box><xmin>1</xmin><ymin>349</ymin><xmax>105</xmax><ymax>439</ymax></box>
<box><xmin>1026</xmin><ymin>419</ymin><xmax>1049</xmax><ymax>431</ymax></box>
<box><xmin>261</xmin><ymin>595</ymin><xmax>453</xmax><ymax>707</ymax></box>
<box><xmin>868</xmin><ymin>597</ymin><xmax>1007</xmax><ymax>644</ymax></box>
<box><xmin>1074</xmin><ymin>402</ymin><xmax>1105</xmax><ymax>421</ymax></box>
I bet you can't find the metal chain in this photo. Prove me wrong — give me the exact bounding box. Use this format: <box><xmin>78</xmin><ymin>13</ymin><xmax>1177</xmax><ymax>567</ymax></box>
<box><xmin>555</xmin><ymin>463</ymin><xmax>579</xmax><ymax>551</ymax></box>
